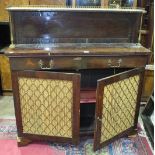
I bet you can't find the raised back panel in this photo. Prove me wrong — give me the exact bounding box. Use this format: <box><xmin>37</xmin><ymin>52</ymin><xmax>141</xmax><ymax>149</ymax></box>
<box><xmin>9</xmin><ymin>9</ymin><xmax>143</xmax><ymax>44</ymax></box>
<box><xmin>94</xmin><ymin>68</ymin><xmax>144</xmax><ymax>150</ymax></box>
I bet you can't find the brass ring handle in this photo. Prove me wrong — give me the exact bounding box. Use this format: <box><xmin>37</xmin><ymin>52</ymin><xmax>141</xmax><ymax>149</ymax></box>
<box><xmin>38</xmin><ymin>59</ymin><xmax>54</xmax><ymax>70</ymax></box>
<box><xmin>108</xmin><ymin>59</ymin><xmax>122</xmax><ymax>68</ymax></box>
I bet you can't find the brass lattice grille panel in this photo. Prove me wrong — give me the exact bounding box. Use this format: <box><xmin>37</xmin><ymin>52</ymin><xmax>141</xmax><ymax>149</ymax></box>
<box><xmin>18</xmin><ymin>77</ymin><xmax>73</xmax><ymax>138</ymax></box>
<box><xmin>100</xmin><ymin>75</ymin><xmax>140</xmax><ymax>143</ymax></box>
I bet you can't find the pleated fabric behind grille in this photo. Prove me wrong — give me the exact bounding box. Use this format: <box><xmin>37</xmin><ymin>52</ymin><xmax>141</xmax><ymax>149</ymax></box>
<box><xmin>18</xmin><ymin>77</ymin><xmax>73</xmax><ymax>138</ymax></box>
<box><xmin>100</xmin><ymin>75</ymin><xmax>140</xmax><ymax>143</ymax></box>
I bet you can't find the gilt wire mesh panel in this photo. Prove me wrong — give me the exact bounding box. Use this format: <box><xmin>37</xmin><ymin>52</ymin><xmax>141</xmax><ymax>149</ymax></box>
<box><xmin>18</xmin><ymin>77</ymin><xmax>73</xmax><ymax>138</ymax></box>
<box><xmin>100</xmin><ymin>75</ymin><xmax>140</xmax><ymax>143</ymax></box>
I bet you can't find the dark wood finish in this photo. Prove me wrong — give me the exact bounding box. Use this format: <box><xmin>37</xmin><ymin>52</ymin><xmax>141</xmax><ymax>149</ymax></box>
<box><xmin>6</xmin><ymin>7</ymin><xmax>151</xmax><ymax>150</ymax></box>
<box><xmin>5</xmin><ymin>44</ymin><xmax>151</xmax><ymax>71</ymax></box>
<box><xmin>17</xmin><ymin>137</ymin><xmax>32</xmax><ymax>147</ymax></box>
<box><xmin>96</xmin><ymin>67</ymin><xmax>144</xmax><ymax>85</ymax></box>
<box><xmin>142</xmin><ymin>2</ymin><xmax>154</xmax><ymax>92</ymax></box>
<box><xmin>94</xmin><ymin>68</ymin><xmax>145</xmax><ymax>151</ymax></box>
<box><xmin>8</xmin><ymin>9</ymin><xmax>144</xmax><ymax>44</ymax></box>
<box><xmin>12</xmin><ymin>71</ymin><xmax>80</xmax><ymax>145</ymax></box>
<box><xmin>138</xmin><ymin>0</ymin><xmax>154</xmax><ymax>50</ymax></box>
<box><xmin>146</xmin><ymin>2</ymin><xmax>154</xmax><ymax>49</ymax></box>
<box><xmin>8</xmin><ymin>55</ymin><xmax>149</xmax><ymax>71</ymax></box>
<box><xmin>80</xmin><ymin>90</ymin><xmax>96</xmax><ymax>103</ymax></box>
<box><xmin>5</xmin><ymin>44</ymin><xmax>150</xmax><ymax>56</ymax></box>
<box><xmin>133</xmin><ymin>69</ymin><xmax>145</xmax><ymax>127</ymax></box>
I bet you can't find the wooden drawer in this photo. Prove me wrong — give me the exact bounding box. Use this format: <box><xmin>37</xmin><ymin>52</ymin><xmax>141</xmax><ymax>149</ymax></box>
<box><xmin>10</xmin><ymin>55</ymin><xmax>148</xmax><ymax>71</ymax></box>
<box><xmin>86</xmin><ymin>56</ymin><xmax>148</xmax><ymax>68</ymax></box>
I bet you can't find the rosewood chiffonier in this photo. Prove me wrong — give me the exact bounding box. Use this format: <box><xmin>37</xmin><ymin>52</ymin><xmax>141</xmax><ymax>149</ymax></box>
<box><xmin>4</xmin><ymin>6</ymin><xmax>150</xmax><ymax>151</ymax></box>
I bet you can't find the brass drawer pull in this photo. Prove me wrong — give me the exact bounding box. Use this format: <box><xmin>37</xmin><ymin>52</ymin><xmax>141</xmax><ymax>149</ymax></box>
<box><xmin>73</xmin><ymin>57</ymin><xmax>83</xmax><ymax>70</ymax></box>
<box><xmin>38</xmin><ymin>59</ymin><xmax>54</xmax><ymax>70</ymax></box>
<box><xmin>108</xmin><ymin>59</ymin><xmax>122</xmax><ymax>68</ymax></box>
<box><xmin>73</xmin><ymin>57</ymin><xmax>82</xmax><ymax>61</ymax></box>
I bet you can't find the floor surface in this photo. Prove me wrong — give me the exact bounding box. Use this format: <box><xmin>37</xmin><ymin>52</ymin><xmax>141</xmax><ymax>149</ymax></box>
<box><xmin>0</xmin><ymin>95</ymin><xmax>153</xmax><ymax>153</ymax></box>
<box><xmin>0</xmin><ymin>96</ymin><xmax>15</xmax><ymax>119</ymax></box>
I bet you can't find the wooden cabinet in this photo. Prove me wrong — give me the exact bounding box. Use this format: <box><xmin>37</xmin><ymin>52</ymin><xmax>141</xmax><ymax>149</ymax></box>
<box><xmin>5</xmin><ymin>7</ymin><xmax>151</xmax><ymax>151</ymax></box>
<box><xmin>10</xmin><ymin>62</ymin><xmax>145</xmax><ymax>150</ymax></box>
<box><xmin>7</xmin><ymin>46</ymin><xmax>148</xmax><ymax>150</ymax></box>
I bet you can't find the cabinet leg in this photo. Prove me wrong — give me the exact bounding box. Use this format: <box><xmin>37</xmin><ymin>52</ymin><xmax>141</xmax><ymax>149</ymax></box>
<box><xmin>128</xmin><ymin>129</ymin><xmax>138</xmax><ymax>138</ymax></box>
<box><xmin>17</xmin><ymin>136</ymin><xmax>32</xmax><ymax>147</ymax></box>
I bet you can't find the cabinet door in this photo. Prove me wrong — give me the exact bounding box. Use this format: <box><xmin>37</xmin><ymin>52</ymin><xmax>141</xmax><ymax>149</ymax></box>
<box><xmin>94</xmin><ymin>68</ymin><xmax>144</xmax><ymax>151</ymax></box>
<box><xmin>12</xmin><ymin>71</ymin><xmax>80</xmax><ymax>144</ymax></box>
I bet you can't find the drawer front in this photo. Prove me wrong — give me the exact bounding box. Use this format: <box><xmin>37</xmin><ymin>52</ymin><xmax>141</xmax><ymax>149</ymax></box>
<box><xmin>10</xmin><ymin>56</ymin><xmax>148</xmax><ymax>71</ymax></box>
<box><xmin>87</xmin><ymin>56</ymin><xmax>148</xmax><ymax>68</ymax></box>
